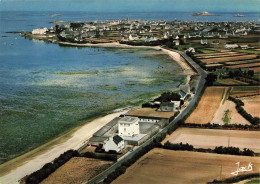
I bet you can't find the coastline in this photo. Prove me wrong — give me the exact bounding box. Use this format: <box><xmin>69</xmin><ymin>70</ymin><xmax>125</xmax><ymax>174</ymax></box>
<box><xmin>56</xmin><ymin>41</ymin><xmax>196</xmax><ymax>74</ymax></box>
<box><xmin>0</xmin><ymin>110</ymin><xmax>129</xmax><ymax>184</ymax></box>
<box><xmin>0</xmin><ymin>42</ymin><xmax>195</xmax><ymax>184</ymax></box>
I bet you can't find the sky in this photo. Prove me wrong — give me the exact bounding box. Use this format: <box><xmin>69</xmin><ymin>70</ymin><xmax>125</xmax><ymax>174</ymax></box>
<box><xmin>0</xmin><ymin>0</ymin><xmax>259</xmax><ymax>12</ymax></box>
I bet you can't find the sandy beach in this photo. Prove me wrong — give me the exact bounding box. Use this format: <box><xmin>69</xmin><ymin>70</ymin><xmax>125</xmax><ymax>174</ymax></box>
<box><xmin>58</xmin><ymin>41</ymin><xmax>196</xmax><ymax>75</ymax></box>
<box><xmin>0</xmin><ymin>110</ymin><xmax>128</xmax><ymax>184</ymax></box>
<box><xmin>0</xmin><ymin>42</ymin><xmax>195</xmax><ymax>184</ymax></box>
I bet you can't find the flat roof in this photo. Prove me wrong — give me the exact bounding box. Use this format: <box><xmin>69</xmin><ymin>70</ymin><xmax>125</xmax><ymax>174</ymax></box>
<box><xmin>119</xmin><ymin>116</ymin><xmax>138</xmax><ymax>123</ymax></box>
<box><xmin>93</xmin><ymin>117</ymin><xmax>120</xmax><ymax>137</ymax></box>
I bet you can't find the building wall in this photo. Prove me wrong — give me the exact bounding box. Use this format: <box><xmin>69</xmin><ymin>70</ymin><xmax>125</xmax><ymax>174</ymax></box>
<box><xmin>118</xmin><ymin>117</ymin><xmax>140</xmax><ymax>137</ymax></box>
<box><xmin>118</xmin><ymin>121</ymin><xmax>139</xmax><ymax>137</ymax></box>
<box><xmin>138</xmin><ymin>118</ymin><xmax>159</xmax><ymax>123</ymax></box>
<box><xmin>104</xmin><ymin>139</ymin><xmax>119</xmax><ymax>152</ymax></box>
<box><xmin>104</xmin><ymin>138</ymin><xmax>125</xmax><ymax>152</ymax></box>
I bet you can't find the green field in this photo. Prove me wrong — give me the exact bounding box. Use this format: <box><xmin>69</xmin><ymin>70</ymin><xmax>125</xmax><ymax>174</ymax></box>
<box><xmin>246</xmin><ymin>179</ymin><xmax>260</xmax><ymax>184</ymax></box>
<box><xmin>235</xmin><ymin>49</ymin><xmax>260</xmax><ymax>55</ymax></box>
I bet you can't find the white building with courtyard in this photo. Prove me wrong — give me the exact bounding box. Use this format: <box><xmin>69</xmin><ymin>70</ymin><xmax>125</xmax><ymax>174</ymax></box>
<box><xmin>118</xmin><ymin>116</ymin><xmax>140</xmax><ymax>137</ymax></box>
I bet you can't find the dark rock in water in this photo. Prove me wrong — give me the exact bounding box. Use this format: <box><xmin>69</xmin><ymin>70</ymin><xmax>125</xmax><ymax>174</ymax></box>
<box><xmin>192</xmin><ymin>12</ymin><xmax>217</xmax><ymax>16</ymax></box>
<box><xmin>5</xmin><ymin>31</ymin><xmax>25</xmax><ymax>34</ymax></box>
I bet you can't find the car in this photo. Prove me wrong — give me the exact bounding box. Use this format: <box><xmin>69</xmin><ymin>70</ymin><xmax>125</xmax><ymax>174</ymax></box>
<box><xmin>129</xmin><ymin>149</ymin><xmax>134</xmax><ymax>152</ymax></box>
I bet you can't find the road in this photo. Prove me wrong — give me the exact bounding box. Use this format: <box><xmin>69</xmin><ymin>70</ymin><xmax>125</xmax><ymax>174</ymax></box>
<box><xmin>87</xmin><ymin>49</ymin><xmax>208</xmax><ymax>184</ymax></box>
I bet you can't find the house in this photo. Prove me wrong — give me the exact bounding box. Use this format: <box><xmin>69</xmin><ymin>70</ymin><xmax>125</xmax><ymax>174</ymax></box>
<box><xmin>201</xmin><ymin>39</ymin><xmax>208</xmax><ymax>45</ymax></box>
<box><xmin>178</xmin><ymin>84</ymin><xmax>190</xmax><ymax>101</ymax></box>
<box><xmin>240</xmin><ymin>45</ymin><xmax>249</xmax><ymax>50</ymax></box>
<box><xmin>128</xmin><ymin>34</ymin><xmax>139</xmax><ymax>41</ymax></box>
<box><xmin>103</xmin><ymin>135</ymin><xmax>124</xmax><ymax>153</ymax></box>
<box><xmin>186</xmin><ymin>47</ymin><xmax>196</xmax><ymax>53</ymax></box>
<box><xmin>159</xmin><ymin>102</ymin><xmax>175</xmax><ymax>112</ymax></box>
<box><xmin>118</xmin><ymin>116</ymin><xmax>140</xmax><ymax>137</ymax></box>
<box><xmin>173</xmin><ymin>39</ymin><xmax>180</xmax><ymax>46</ymax></box>
<box><xmin>32</xmin><ymin>27</ymin><xmax>48</xmax><ymax>35</ymax></box>
<box><xmin>224</xmin><ymin>44</ymin><xmax>239</xmax><ymax>49</ymax></box>
<box><xmin>180</xmin><ymin>84</ymin><xmax>190</xmax><ymax>94</ymax></box>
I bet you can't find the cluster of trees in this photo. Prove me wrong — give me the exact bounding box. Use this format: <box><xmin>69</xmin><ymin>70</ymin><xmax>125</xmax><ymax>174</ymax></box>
<box><xmin>186</xmin><ymin>51</ymin><xmax>206</xmax><ymax>69</ymax></box>
<box><xmin>26</xmin><ymin>150</ymin><xmax>79</xmax><ymax>184</ymax></box>
<box><xmin>182</xmin><ymin>122</ymin><xmax>260</xmax><ymax>130</ymax></box>
<box><xmin>161</xmin><ymin>142</ymin><xmax>254</xmax><ymax>156</ymax></box>
<box><xmin>142</xmin><ymin>102</ymin><xmax>160</xmax><ymax>108</ymax></box>
<box><xmin>206</xmin><ymin>73</ymin><xmax>218</xmax><ymax>86</ymax></box>
<box><xmin>209</xmin><ymin>173</ymin><xmax>260</xmax><ymax>183</ymax></box>
<box><xmin>228</xmin><ymin>70</ymin><xmax>254</xmax><ymax>78</ymax></box>
<box><xmin>163</xmin><ymin>141</ymin><xmax>194</xmax><ymax>151</ymax></box>
<box><xmin>214</xmin><ymin>146</ymin><xmax>254</xmax><ymax>156</ymax></box>
<box><xmin>229</xmin><ymin>96</ymin><xmax>260</xmax><ymax>125</ymax></box>
<box><xmin>227</xmin><ymin>69</ymin><xmax>259</xmax><ymax>85</ymax></box>
<box><xmin>142</xmin><ymin>91</ymin><xmax>182</xmax><ymax>108</ymax></box>
<box><xmin>154</xmin><ymin>92</ymin><xmax>181</xmax><ymax>102</ymax></box>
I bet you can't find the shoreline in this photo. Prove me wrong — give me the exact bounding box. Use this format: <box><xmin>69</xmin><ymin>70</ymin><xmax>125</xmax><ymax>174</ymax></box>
<box><xmin>0</xmin><ymin>110</ymin><xmax>129</xmax><ymax>184</ymax></box>
<box><xmin>56</xmin><ymin>41</ymin><xmax>196</xmax><ymax>74</ymax></box>
<box><xmin>0</xmin><ymin>41</ymin><xmax>195</xmax><ymax>184</ymax></box>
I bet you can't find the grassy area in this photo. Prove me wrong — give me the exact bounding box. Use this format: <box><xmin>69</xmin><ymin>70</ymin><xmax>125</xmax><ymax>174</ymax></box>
<box><xmin>232</xmin><ymin>86</ymin><xmax>260</xmax><ymax>92</ymax></box>
<box><xmin>246</xmin><ymin>179</ymin><xmax>260</xmax><ymax>184</ymax></box>
<box><xmin>196</xmin><ymin>49</ymin><xmax>217</xmax><ymax>54</ymax></box>
<box><xmin>226</xmin><ymin>37</ymin><xmax>260</xmax><ymax>43</ymax></box>
<box><xmin>235</xmin><ymin>49</ymin><xmax>260</xmax><ymax>55</ymax></box>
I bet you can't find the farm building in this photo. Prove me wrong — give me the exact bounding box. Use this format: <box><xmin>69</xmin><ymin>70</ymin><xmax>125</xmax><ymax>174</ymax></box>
<box><xmin>118</xmin><ymin>116</ymin><xmax>140</xmax><ymax>137</ymax></box>
<box><xmin>103</xmin><ymin>135</ymin><xmax>125</xmax><ymax>153</ymax></box>
<box><xmin>224</xmin><ymin>44</ymin><xmax>239</xmax><ymax>49</ymax></box>
<box><xmin>159</xmin><ymin>101</ymin><xmax>181</xmax><ymax>112</ymax></box>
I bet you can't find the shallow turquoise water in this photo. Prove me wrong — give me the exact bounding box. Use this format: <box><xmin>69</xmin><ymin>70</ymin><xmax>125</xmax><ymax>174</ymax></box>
<box><xmin>0</xmin><ymin>35</ymin><xmax>184</xmax><ymax>163</ymax></box>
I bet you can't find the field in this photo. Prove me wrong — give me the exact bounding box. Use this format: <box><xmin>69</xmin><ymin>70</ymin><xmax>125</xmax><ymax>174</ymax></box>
<box><xmin>41</xmin><ymin>157</ymin><xmax>112</xmax><ymax>184</ymax></box>
<box><xmin>230</xmin><ymin>86</ymin><xmax>260</xmax><ymax>98</ymax></box>
<box><xmin>127</xmin><ymin>107</ymin><xmax>175</xmax><ymax>119</ymax></box>
<box><xmin>213</xmin><ymin>79</ymin><xmax>249</xmax><ymax>85</ymax></box>
<box><xmin>194</xmin><ymin>50</ymin><xmax>260</xmax><ymax>70</ymax></box>
<box><xmin>197</xmin><ymin>53</ymin><xmax>246</xmax><ymax>59</ymax></box>
<box><xmin>211</xmin><ymin>100</ymin><xmax>250</xmax><ymax>125</ymax></box>
<box><xmin>226</xmin><ymin>62</ymin><xmax>260</xmax><ymax>68</ymax></box>
<box><xmin>251</xmin><ymin>67</ymin><xmax>260</xmax><ymax>74</ymax></box>
<box><xmin>195</xmin><ymin>51</ymin><xmax>236</xmax><ymax>57</ymax></box>
<box><xmin>225</xmin><ymin>59</ymin><xmax>260</xmax><ymax>65</ymax></box>
<box><xmin>185</xmin><ymin>87</ymin><xmax>226</xmax><ymax>124</ymax></box>
<box><xmin>240</xmin><ymin>95</ymin><xmax>260</xmax><ymax>118</ymax></box>
<box><xmin>200</xmin><ymin>54</ymin><xmax>257</xmax><ymax>64</ymax></box>
<box><xmin>162</xmin><ymin>128</ymin><xmax>260</xmax><ymax>152</ymax></box>
<box><xmin>112</xmin><ymin>148</ymin><xmax>260</xmax><ymax>184</ymax></box>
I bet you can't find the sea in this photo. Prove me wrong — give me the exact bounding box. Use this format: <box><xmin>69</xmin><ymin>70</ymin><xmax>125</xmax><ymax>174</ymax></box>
<box><xmin>0</xmin><ymin>11</ymin><xmax>258</xmax><ymax>164</ymax></box>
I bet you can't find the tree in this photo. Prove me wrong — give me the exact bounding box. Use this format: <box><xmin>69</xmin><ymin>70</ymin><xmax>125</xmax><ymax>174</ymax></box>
<box><xmin>206</xmin><ymin>73</ymin><xmax>217</xmax><ymax>86</ymax></box>
<box><xmin>248</xmin><ymin>70</ymin><xmax>254</xmax><ymax>77</ymax></box>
